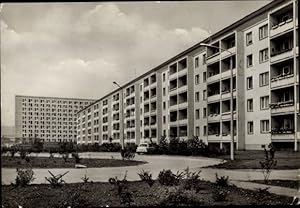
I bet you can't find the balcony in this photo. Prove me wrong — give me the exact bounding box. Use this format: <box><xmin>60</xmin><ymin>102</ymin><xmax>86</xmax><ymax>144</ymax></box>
<box><xmin>221</xmin><ymin>68</ymin><xmax>236</xmax><ymax>78</ymax></box>
<box><xmin>270</xmin><ymin>48</ymin><xmax>294</xmax><ymax>63</ymax></box>
<box><xmin>207</xmin><ymin>113</ymin><xmax>221</xmax><ymax>122</ymax></box>
<box><xmin>271</xmin><ymin>73</ymin><xmax>294</xmax><ymax>88</ymax></box>
<box><xmin>207</xmin><ymin>135</ymin><xmax>221</xmax><ymax>141</ymax></box>
<box><xmin>221</xmin><ymin>111</ymin><xmax>237</xmax><ymax>120</ymax></box>
<box><xmin>177</xmin><ymin>67</ymin><xmax>188</xmax><ymax>77</ymax></box>
<box><xmin>270</xmin><ymin>18</ymin><xmax>293</xmax><ymax>37</ymax></box>
<box><xmin>270</xmin><ymin>100</ymin><xmax>294</xmax><ymax>114</ymax></box>
<box><xmin>271</xmin><ymin>133</ymin><xmax>295</xmax><ymax>141</ymax></box>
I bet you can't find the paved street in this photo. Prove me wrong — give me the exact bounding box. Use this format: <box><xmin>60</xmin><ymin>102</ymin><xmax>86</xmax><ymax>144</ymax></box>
<box><xmin>2</xmin><ymin>152</ymin><xmax>299</xmax><ymax>197</ymax></box>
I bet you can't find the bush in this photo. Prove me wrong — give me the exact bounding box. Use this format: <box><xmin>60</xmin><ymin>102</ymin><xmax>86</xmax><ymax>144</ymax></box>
<box><xmin>215</xmin><ymin>173</ymin><xmax>229</xmax><ymax>187</ymax></box>
<box><xmin>158</xmin><ymin>169</ymin><xmax>184</xmax><ymax>186</ymax></box>
<box><xmin>45</xmin><ymin>170</ymin><xmax>69</xmax><ymax>186</ymax></box>
<box><xmin>72</xmin><ymin>152</ymin><xmax>81</xmax><ymax>163</ymax></box>
<box><xmin>187</xmin><ymin>136</ymin><xmax>209</xmax><ymax>156</ymax></box>
<box><xmin>137</xmin><ymin>169</ymin><xmax>154</xmax><ymax>187</ymax></box>
<box><xmin>259</xmin><ymin>143</ymin><xmax>277</xmax><ymax>184</ymax></box>
<box><xmin>181</xmin><ymin>167</ymin><xmax>202</xmax><ymax>191</ymax></box>
<box><xmin>14</xmin><ymin>168</ymin><xmax>35</xmax><ymax>187</ymax></box>
<box><xmin>121</xmin><ymin>145</ymin><xmax>136</xmax><ymax>160</ymax></box>
<box><xmin>212</xmin><ymin>188</ymin><xmax>229</xmax><ymax>202</ymax></box>
<box><xmin>108</xmin><ymin>171</ymin><xmax>128</xmax><ymax>195</ymax></box>
<box><xmin>160</xmin><ymin>187</ymin><xmax>202</xmax><ymax>206</ymax></box>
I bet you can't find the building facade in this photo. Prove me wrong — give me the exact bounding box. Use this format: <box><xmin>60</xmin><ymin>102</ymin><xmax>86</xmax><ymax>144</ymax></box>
<box><xmin>77</xmin><ymin>0</ymin><xmax>299</xmax><ymax>150</ymax></box>
<box><xmin>15</xmin><ymin>95</ymin><xmax>95</xmax><ymax>143</ymax></box>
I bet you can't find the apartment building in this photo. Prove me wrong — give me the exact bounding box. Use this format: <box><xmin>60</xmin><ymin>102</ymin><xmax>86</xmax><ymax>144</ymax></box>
<box><xmin>15</xmin><ymin>95</ymin><xmax>95</xmax><ymax>143</ymax></box>
<box><xmin>77</xmin><ymin>0</ymin><xmax>299</xmax><ymax>150</ymax></box>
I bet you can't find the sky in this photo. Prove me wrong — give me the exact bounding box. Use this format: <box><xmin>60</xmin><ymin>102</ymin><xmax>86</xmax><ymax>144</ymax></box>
<box><xmin>1</xmin><ymin>1</ymin><xmax>271</xmax><ymax>127</ymax></box>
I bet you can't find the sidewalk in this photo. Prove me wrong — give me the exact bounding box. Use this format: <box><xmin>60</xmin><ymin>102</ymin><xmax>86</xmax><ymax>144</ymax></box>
<box><xmin>231</xmin><ymin>180</ymin><xmax>299</xmax><ymax>198</ymax></box>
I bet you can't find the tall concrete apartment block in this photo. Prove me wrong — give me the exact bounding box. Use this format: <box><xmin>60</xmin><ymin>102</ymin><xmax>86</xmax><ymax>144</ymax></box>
<box><xmin>77</xmin><ymin>0</ymin><xmax>299</xmax><ymax>150</ymax></box>
<box><xmin>15</xmin><ymin>95</ymin><xmax>95</xmax><ymax>142</ymax></box>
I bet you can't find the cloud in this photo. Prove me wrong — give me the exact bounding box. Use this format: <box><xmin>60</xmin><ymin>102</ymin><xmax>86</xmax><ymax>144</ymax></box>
<box><xmin>1</xmin><ymin>3</ymin><xmax>209</xmax><ymax>126</ymax></box>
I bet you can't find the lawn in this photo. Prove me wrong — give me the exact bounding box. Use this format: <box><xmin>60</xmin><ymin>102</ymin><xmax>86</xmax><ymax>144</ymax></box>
<box><xmin>1</xmin><ymin>156</ymin><xmax>146</xmax><ymax>169</ymax></box>
<box><xmin>1</xmin><ymin>180</ymin><xmax>292</xmax><ymax>207</ymax></box>
<box><xmin>249</xmin><ymin>180</ymin><xmax>299</xmax><ymax>190</ymax></box>
<box><xmin>206</xmin><ymin>150</ymin><xmax>300</xmax><ymax>169</ymax></box>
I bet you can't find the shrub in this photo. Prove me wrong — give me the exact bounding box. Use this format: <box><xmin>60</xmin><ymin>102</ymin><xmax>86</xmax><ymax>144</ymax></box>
<box><xmin>215</xmin><ymin>173</ymin><xmax>229</xmax><ymax>187</ymax></box>
<box><xmin>212</xmin><ymin>188</ymin><xmax>229</xmax><ymax>202</ymax></box>
<box><xmin>45</xmin><ymin>170</ymin><xmax>69</xmax><ymax>186</ymax></box>
<box><xmin>158</xmin><ymin>169</ymin><xmax>184</xmax><ymax>186</ymax></box>
<box><xmin>121</xmin><ymin>145</ymin><xmax>135</xmax><ymax>160</ymax></box>
<box><xmin>168</xmin><ymin>137</ymin><xmax>180</xmax><ymax>155</ymax></box>
<box><xmin>259</xmin><ymin>143</ymin><xmax>277</xmax><ymax>184</ymax></box>
<box><xmin>187</xmin><ymin>136</ymin><xmax>209</xmax><ymax>156</ymax></box>
<box><xmin>81</xmin><ymin>174</ymin><xmax>90</xmax><ymax>183</ymax></box>
<box><xmin>14</xmin><ymin>168</ymin><xmax>35</xmax><ymax>187</ymax></box>
<box><xmin>181</xmin><ymin>167</ymin><xmax>202</xmax><ymax>191</ymax></box>
<box><xmin>158</xmin><ymin>135</ymin><xmax>168</xmax><ymax>154</ymax></box>
<box><xmin>137</xmin><ymin>169</ymin><xmax>154</xmax><ymax>187</ymax></box>
<box><xmin>72</xmin><ymin>152</ymin><xmax>81</xmax><ymax>163</ymax></box>
<box><xmin>120</xmin><ymin>191</ymin><xmax>134</xmax><ymax>207</ymax></box>
<box><xmin>160</xmin><ymin>187</ymin><xmax>202</xmax><ymax>206</ymax></box>
<box><xmin>19</xmin><ymin>150</ymin><xmax>29</xmax><ymax>159</ymax></box>
<box><xmin>10</xmin><ymin>149</ymin><xmax>16</xmax><ymax>158</ymax></box>
<box><xmin>109</xmin><ymin>171</ymin><xmax>128</xmax><ymax>195</ymax></box>
<box><xmin>62</xmin><ymin>153</ymin><xmax>69</xmax><ymax>162</ymax></box>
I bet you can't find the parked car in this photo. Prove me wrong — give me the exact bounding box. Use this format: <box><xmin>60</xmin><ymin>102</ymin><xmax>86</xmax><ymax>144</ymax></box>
<box><xmin>136</xmin><ymin>143</ymin><xmax>154</xmax><ymax>154</ymax></box>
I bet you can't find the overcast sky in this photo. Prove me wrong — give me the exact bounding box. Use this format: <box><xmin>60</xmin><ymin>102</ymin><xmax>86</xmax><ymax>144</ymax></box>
<box><xmin>1</xmin><ymin>1</ymin><xmax>270</xmax><ymax>127</ymax></box>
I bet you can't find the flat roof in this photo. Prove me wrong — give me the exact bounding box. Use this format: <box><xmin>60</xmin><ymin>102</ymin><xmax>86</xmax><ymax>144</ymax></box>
<box><xmin>78</xmin><ymin>0</ymin><xmax>286</xmax><ymax>114</ymax></box>
<box><xmin>15</xmin><ymin>94</ymin><xmax>96</xmax><ymax>101</ymax></box>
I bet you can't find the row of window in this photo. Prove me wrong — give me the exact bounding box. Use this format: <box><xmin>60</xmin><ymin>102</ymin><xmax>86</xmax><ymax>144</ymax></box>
<box><xmin>246</xmin><ymin>72</ymin><xmax>269</xmax><ymax>90</ymax></box>
<box><xmin>246</xmin><ymin>24</ymin><xmax>268</xmax><ymax>46</ymax></box>
<box><xmin>247</xmin><ymin>96</ymin><xmax>269</xmax><ymax>112</ymax></box>
<box><xmin>21</xmin><ymin>98</ymin><xmax>91</xmax><ymax>105</ymax></box>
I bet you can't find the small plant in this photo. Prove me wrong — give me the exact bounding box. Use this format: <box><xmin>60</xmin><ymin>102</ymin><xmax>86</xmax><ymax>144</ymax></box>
<box><xmin>81</xmin><ymin>174</ymin><xmax>90</xmax><ymax>183</ymax></box>
<box><xmin>109</xmin><ymin>171</ymin><xmax>128</xmax><ymax>195</ymax></box>
<box><xmin>62</xmin><ymin>153</ymin><xmax>69</xmax><ymax>162</ymax></box>
<box><xmin>259</xmin><ymin>143</ymin><xmax>277</xmax><ymax>184</ymax></box>
<box><xmin>256</xmin><ymin>186</ymin><xmax>270</xmax><ymax>194</ymax></box>
<box><xmin>25</xmin><ymin>156</ymin><xmax>30</xmax><ymax>163</ymax></box>
<box><xmin>181</xmin><ymin>167</ymin><xmax>202</xmax><ymax>191</ymax></box>
<box><xmin>137</xmin><ymin>169</ymin><xmax>154</xmax><ymax>187</ymax></box>
<box><xmin>72</xmin><ymin>152</ymin><xmax>81</xmax><ymax>163</ymax></box>
<box><xmin>212</xmin><ymin>188</ymin><xmax>229</xmax><ymax>202</ymax></box>
<box><xmin>45</xmin><ymin>170</ymin><xmax>69</xmax><ymax>186</ymax></box>
<box><xmin>14</xmin><ymin>168</ymin><xmax>35</xmax><ymax>187</ymax></box>
<box><xmin>160</xmin><ymin>187</ymin><xmax>202</xmax><ymax>206</ymax></box>
<box><xmin>158</xmin><ymin>169</ymin><xmax>184</xmax><ymax>186</ymax></box>
<box><xmin>121</xmin><ymin>148</ymin><xmax>135</xmax><ymax>160</ymax></box>
<box><xmin>215</xmin><ymin>173</ymin><xmax>229</xmax><ymax>187</ymax></box>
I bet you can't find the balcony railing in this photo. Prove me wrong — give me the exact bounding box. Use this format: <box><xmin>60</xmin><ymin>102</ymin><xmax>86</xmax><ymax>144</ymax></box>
<box><xmin>269</xmin><ymin>100</ymin><xmax>294</xmax><ymax>109</ymax></box>
<box><xmin>271</xmin><ymin>128</ymin><xmax>294</xmax><ymax>134</ymax></box>
<box><xmin>271</xmin><ymin>47</ymin><xmax>293</xmax><ymax>57</ymax></box>
<box><xmin>271</xmin><ymin>73</ymin><xmax>293</xmax><ymax>82</ymax></box>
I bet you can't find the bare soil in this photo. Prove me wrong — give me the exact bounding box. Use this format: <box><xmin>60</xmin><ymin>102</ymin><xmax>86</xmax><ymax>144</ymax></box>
<box><xmin>1</xmin><ymin>180</ymin><xmax>293</xmax><ymax>207</ymax></box>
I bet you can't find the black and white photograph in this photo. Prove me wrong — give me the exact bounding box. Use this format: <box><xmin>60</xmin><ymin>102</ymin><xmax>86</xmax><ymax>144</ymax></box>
<box><xmin>1</xmin><ymin>0</ymin><xmax>299</xmax><ymax>207</ymax></box>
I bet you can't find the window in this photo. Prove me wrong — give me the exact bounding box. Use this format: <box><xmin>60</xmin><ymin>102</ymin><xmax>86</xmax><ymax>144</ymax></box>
<box><xmin>163</xmin><ymin>73</ymin><xmax>166</xmax><ymax>82</ymax></box>
<box><xmin>195</xmin><ymin>127</ymin><xmax>200</xmax><ymax>137</ymax></box>
<box><xmin>195</xmin><ymin>109</ymin><xmax>200</xmax><ymax>119</ymax></box>
<box><xmin>203</xmin><ymin>90</ymin><xmax>207</xmax><ymax>100</ymax></box>
<box><xmin>247</xmin><ymin>77</ymin><xmax>253</xmax><ymax>90</ymax></box>
<box><xmin>195</xmin><ymin>75</ymin><xmax>199</xmax><ymax>85</ymax></box>
<box><xmin>203</xmin><ymin>126</ymin><xmax>207</xmax><ymax>136</ymax></box>
<box><xmin>259</xmin><ymin>72</ymin><xmax>269</xmax><ymax>86</ymax></box>
<box><xmin>163</xmin><ymin>102</ymin><xmax>166</xmax><ymax>110</ymax></box>
<box><xmin>260</xmin><ymin>120</ymin><xmax>269</xmax><ymax>133</ymax></box>
<box><xmin>260</xmin><ymin>96</ymin><xmax>269</xmax><ymax>110</ymax></box>
<box><xmin>247</xmin><ymin>54</ymin><xmax>253</xmax><ymax>67</ymax></box>
<box><xmin>163</xmin><ymin>88</ymin><xmax>166</xmax><ymax>96</ymax></box>
<box><xmin>202</xmin><ymin>54</ymin><xmax>206</xmax><ymax>65</ymax></box>
<box><xmin>247</xmin><ymin>121</ymin><xmax>254</xmax><ymax>134</ymax></box>
<box><xmin>259</xmin><ymin>48</ymin><xmax>269</xmax><ymax>63</ymax></box>
<box><xmin>203</xmin><ymin>108</ymin><xmax>207</xmax><ymax>118</ymax></box>
<box><xmin>163</xmin><ymin>116</ymin><xmax>166</xmax><ymax>124</ymax></box>
<box><xmin>195</xmin><ymin>92</ymin><xmax>200</xmax><ymax>102</ymax></box>
<box><xmin>247</xmin><ymin>99</ymin><xmax>253</xmax><ymax>112</ymax></box>
<box><xmin>259</xmin><ymin>24</ymin><xmax>268</xmax><ymax>40</ymax></box>
<box><xmin>195</xmin><ymin>57</ymin><xmax>199</xmax><ymax>68</ymax></box>
<box><xmin>203</xmin><ymin>72</ymin><xmax>207</xmax><ymax>82</ymax></box>
<box><xmin>246</xmin><ymin>32</ymin><xmax>253</xmax><ymax>45</ymax></box>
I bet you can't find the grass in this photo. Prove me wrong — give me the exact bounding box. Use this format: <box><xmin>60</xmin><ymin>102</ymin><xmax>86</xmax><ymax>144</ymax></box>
<box><xmin>206</xmin><ymin>150</ymin><xmax>300</xmax><ymax>169</ymax></box>
<box><xmin>1</xmin><ymin>180</ymin><xmax>292</xmax><ymax>207</ymax></box>
<box><xmin>1</xmin><ymin>156</ymin><xmax>147</xmax><ymax>169</ymax></box>
<box><xmin>249</xmin><ymin>180</ymin><xmax>299</xmax><ymax>190</ymax></box>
